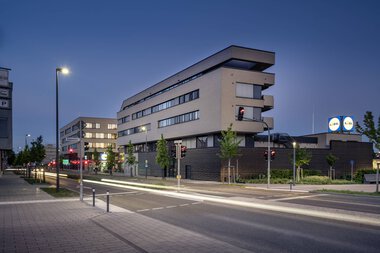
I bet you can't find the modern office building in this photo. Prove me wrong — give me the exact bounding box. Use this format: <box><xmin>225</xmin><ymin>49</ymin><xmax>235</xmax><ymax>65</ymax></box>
<box><xmin>60</xmin><ymin>117</ymin><xmax>117</xmax><ymax>170</ymax></box>
<box><xmin>0</xmin><ymin>67</ymin><xmax>13</xmax><ymax>173</ymax></box>
<box><xmin>117</xmin><ymin>45</ymin><xmax>275</xmax><ymax>179</ymax></box>
<box><xmin>42</xmin><ymin>144</ymin><xmax>56</xmax><ymax>165</ymax></box>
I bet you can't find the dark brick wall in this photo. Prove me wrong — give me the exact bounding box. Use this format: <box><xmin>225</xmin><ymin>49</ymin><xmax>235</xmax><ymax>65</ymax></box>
<box><xmin>137</xmin><ymin>141</ymin><xmax>373</xmax><ymax>181</ymax></box>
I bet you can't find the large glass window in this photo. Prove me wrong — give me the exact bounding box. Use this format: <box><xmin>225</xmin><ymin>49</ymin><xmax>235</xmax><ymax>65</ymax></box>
<box><xmin>236</xmin><ymin>82</ymin><xmax>262</xmax><ymax>99</ymax></box>
<box><xmin>158</xmin><ymin>111</ymin><xmax>199</xmax><ymax>128</ymax></box>
<box><xmin>107</xmin><ymin>124</ymin><xmax>117</xmax><ymax>129</ymax></box>
<box><xmin>236</xmin><ymin>106</ymin><xmax>261</xmax><ymax>121</ymax></box>
<box><xmin>196</xmin><ymin>136</ymin><xmax>208</xmax><ymax>148</ymax></box>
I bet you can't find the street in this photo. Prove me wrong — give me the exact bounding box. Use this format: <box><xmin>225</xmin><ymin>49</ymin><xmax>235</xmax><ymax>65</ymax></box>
<box><xmin>45</xmin><ymin>175</ymin><xmax>380</xmax><ymax>253</ymax></box>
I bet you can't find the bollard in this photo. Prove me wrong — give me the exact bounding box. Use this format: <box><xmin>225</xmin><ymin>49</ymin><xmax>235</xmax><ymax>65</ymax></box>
<box><xmin>106</xmin><ymin>190</ymin><xmax>110</xmax><ymax>212</ymax></box>
<box><xmin>92</xmin><ymin>188</ymin><xmax>95</xmax><ymax>207</ymax></box>
<box><xmin>43</xmin><ymin>169</ymin><xmax>45</xmax><ymax>183</ymax></box>
<box><xmin>289</xmin><ymin>181</ymin><xmax>293</xmax><ymax>191</ymax></box>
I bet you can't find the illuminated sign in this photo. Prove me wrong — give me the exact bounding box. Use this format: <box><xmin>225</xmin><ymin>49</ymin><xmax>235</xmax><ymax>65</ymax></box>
<box><xmin>328</xmin><ymin>116</ymin><xmax>354</xmax><ymax>133</ymax></box>
<box><xmin>63</xmin><ymin>159</ymin><xmax>70</xmax><ymax>165</ymax></box>
<box><xmin>328</xmin><ymin>117</ymin><xmax>341</xmax><ymax>132</ymax></box>
<box><xmin>343</xmin><ymin>116</ymin><xmax>354</xmax><ymax>132</ymax></box>
<box><xmin>101</xmin><ymin>153</ymin><xmax>107</xmax><ymax>161</ymax></box>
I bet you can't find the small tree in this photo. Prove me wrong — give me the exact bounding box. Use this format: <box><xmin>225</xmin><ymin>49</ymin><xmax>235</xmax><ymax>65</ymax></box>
<box><xmin>93</xmin><ymin>148</ymin><xmax>100</xmax><ymax>172</ymax></box>
<box><xmin>106</xmin><ymin>145</ymin><xmax>116</xmax><ymax>173</ymax></box>
<box><xmin>156</xmin><ymin>134</ymin><xmax>170</xmax><ymax>178</ymax></box>
<box><xmin>219</xmin><ymin>123</ymin><xmax>241</xmax><ymax>184</ymax></box>
<box><xmin>126</xmin><ymin>140</ymin><xmax>137</xmax><ymax>176</ymax></box>
<box><xmin>295</xmin><ymin>146</ymin><xmax>312</xmax><ymax>182</ymax></box>
<box><xmin>30</xmin><ymin>136</ymin><xmax>45</xmax><ymax>165</ymax></box>
<box><xmin>356</xmin><ymin>111</ymin><xmax>380</xmax><ymax>151</ymax></box>
<box><xmin>326</xmin><ymin>153</ymin><xmax>338</xmax><ymax>180</ymax></box>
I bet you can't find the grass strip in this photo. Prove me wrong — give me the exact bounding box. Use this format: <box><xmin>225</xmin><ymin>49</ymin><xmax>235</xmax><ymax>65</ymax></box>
<box><xmin>40</xmin><ymin>187</ymin><xmax>79</xmax><ymax>197</ymax></box>
<box><xmin>315</xmin><ymin>189</ymin><xmax>380</xmax><ymax>196</ymax></box>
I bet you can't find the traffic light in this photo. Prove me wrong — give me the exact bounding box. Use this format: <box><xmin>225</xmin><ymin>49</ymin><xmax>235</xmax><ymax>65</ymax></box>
<box><xmin>270</xmin><ymin>150</ymin><xmax>276</xmax><ymax>160</ymax></box>
<box><xmin>264</xmin><ymin>150</ymin><xmax>268</xmax><ymax>161</ymax></box>
<box><xmin>238</xmin><ymin>107</ymin><xmax>245</xmax><ymax>121</ymax></box>
<box><xmin>69</xmin><ymin>148</ymin><xmax>74</xmax><ymax>153</ymax></box>
<box><xmin>84</xmin><ymin>142</ymin><xmax>89</xmax><ymax>151</ymax></box>
<box><xmin>181</xmin><ymin>145</ymin><xmax>187</xmax><ymax>158</ymax></box>
<box><xmin>170</xmin><ymin>145</ymin><xmax>177</xmax><ymax>158</ymax></box>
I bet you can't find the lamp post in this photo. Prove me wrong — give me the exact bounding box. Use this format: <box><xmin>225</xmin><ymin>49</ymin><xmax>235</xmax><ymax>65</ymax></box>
<box><xmin>55</xmin><ymin>67</ymin><xmax>69</xmax><ymax>192</ymax></box>
<box><xmin>292</xmin><ymin>141</ymin><xmax>296</xmax><ymax>186</ymax></box>
<box><xmin>25</xmin><ymin>134</ymin><xmax>31</xmax><ymax>147</ymax></box>
<box><xmin>141</xmin><ymin>126</ymin><xmax>148</xmax><ymax>178</ymax></box>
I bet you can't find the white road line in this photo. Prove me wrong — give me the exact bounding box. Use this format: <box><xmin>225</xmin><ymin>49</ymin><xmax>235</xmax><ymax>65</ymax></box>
<box><xmin>179</xmin><ymin>204</ymin><xmax>189</xmax><ymax>207</ymax></box>
<box><xmin>152</xmin><ymin>207</ymin><xmax>164</xmax><ymax>210</ymax></box>
<box><xmin>136</xmin><ymin>209</ymin><xmax>150</xmax><ymax>212</ymax></box>
<box><xmin>165</xmin><ymin>205</ymin><xmax>176</xmax><ymax>208</ymax></box>
<box><xmin>191</xmin><ymin>202</ymin><xmax>202</xmax><ymax>205</ymax></box>
<box><xmin>271</xmin><ymin>194</ymin><xmax>328</xmax><ymax>202</ymax></box>
<box><xmin>0</xmin><ymin>198</ymin><xmax>78</xmax><ymax>205</ymax></box>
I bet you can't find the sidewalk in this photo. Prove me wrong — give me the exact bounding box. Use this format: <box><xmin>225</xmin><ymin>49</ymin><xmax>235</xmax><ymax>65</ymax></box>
<box><xmin>0</xmin><ymin>171</ymin><xmax>252</xmax><ymax>253</ymax></box>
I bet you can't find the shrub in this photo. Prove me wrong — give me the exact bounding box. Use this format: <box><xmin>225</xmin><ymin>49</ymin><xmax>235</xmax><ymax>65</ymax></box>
<box><xmin>353</xmin><ymin>169</ymin><xmax>377</xmax><ymax>183</ymax></box>
<box><xmin>300</xmin><ymin>176</ymin><xmax>330</xmax><ymax>184</ymax></box>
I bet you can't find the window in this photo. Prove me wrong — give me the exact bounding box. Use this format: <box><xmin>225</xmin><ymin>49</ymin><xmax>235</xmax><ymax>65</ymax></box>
<box><xmin>118</xmin><ymin>124</ymin><xmax>150</xmax><ymax>137</ymax></box>
<box><xmin>95</xmin><ymin>133</ymin><xmax>104</xmax><ymax>139</ymax></box>
<box><xmin>95</xmin><ymin>123</ymin><xmax>101</xmax><ymax>129</ymax></box>
<box><xmin>236</xmin><ymin>106</ymin><xmax>261</xmax><ymax>121</ymax></box>
<box><xmin>107</xmin><ymin>133</ymin><xmax>116</xmax><ymax>139</ymax></box>
<box><xmin>86</xmin><ymin>123</ymin><xmax>93</xmax><ymax>129</ymax></box>
<box><xmin>158</xmin><ymin>111</ymin><xmax>199</xmax><ymax>128</ymax></box>
<box><xmin>196</xmin><ymin>136</ymin><xmax>208</xmax><ymax>148</ymax></box>
<box><xmin>65</xmin><ymin>128</ymin><xmax>71</xmax><ymax>134</ymax></box>
<box><xmin>236</xmin><ymin>83</ymin><xmax>262</xmax><ymax>99</ymax></box>
<box><xmin>107</xmin><ymin>124</ymin><xmax>117</xmax><ymax>129</ymax></box>
<box><xmin>131</xmin><ymin>90</ymin><xmax>200</xmax><ymax>120</ymax></box>
<box><xmin>85</xmin><ymin>133</ymin><xmax>92</xmax><ymax>138</ymax></box>
<box><xmin>118</xmin><ymin>116</ymin><xmax>130</xmax><ymax>125</ymax></box>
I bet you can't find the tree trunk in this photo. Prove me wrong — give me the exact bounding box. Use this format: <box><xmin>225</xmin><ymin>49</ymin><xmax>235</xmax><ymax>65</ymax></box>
<box><xmin>297</xmin><ymin>166</ymin><xmax>301</xmax><ymax>182</ymax></box>
<box><xmin>228</xmin><ymin>159</ymin><xmax>231</xmax><ymax>184</ymax></box>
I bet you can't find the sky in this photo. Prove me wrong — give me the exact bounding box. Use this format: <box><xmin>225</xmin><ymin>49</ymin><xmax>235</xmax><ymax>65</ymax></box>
<box><xmin>1</xmin><ymin>0</ymin><xmax>379</xmax><ymax>150</ymax></box>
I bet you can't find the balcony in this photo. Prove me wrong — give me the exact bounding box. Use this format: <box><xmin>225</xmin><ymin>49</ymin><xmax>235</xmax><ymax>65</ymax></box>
<box><xmin>262</xmin><ymin>117</ymin><xmax>274</xmax><ymax>130</ymax></box>
<box><xmin>262</xmin><ymin>95</ymin><xmax>274</xmax><ymax>112</ymax></box>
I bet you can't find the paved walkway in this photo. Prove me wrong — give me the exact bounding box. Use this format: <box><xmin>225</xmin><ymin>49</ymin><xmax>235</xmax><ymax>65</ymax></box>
<box><xmin>0</xmin><ymin>171</ymin><xmax>252</xmax><ymax>253</ymax></box>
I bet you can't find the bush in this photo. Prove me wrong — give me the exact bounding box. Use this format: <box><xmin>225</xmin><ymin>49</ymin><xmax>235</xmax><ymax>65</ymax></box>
<box><xmin>300</xmin><ymin>176</ymin><xmax>330</xmax><ymax>184</ymax></box>
<box><xmin>353</xmin><ymin>169</ymin><xmax>377</xmax><ymax>183</ymax></box>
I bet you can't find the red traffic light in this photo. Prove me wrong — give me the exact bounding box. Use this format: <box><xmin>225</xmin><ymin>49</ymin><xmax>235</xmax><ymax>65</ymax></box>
<box><xmin>181</xmin><ymin>145</ymin><xmax>187</xmax><ymax>158</ymax></box>
<box><xmin>238</xmin><ymin>107</ymin><xmax>245</xmax><ymax>121</ymax></box>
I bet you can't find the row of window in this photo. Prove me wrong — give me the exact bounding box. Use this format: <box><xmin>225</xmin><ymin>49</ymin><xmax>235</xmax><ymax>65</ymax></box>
<box><xmin>118</xmin><ymin>124</ymin><xmax>151</xmax><ymax>137</ymax></box>
<box><xmin>158</xmin><ymin>111</ymin><xmax>199</xmax><ymax>128</ymax></box>
<box><xmin>85</xmin><ymin>133</ymin><xmax>117</xmax><ymax>139</ymax></box>
<box><xmin>62</xmin><ymin>122</ymin><xmax>117</xmax><ymax>136</ymax></box>
<box><xmin>118</xmin><ymin>115</ymin><xmax>130</xmax><ymax>125</ymax></box>
<box><xmin>122</xmin><ymin>73</ymin><xmax>203</xmax><ymax>111</ymax></box>
<box><xmin>131</xmin><ymin>89</ymin><xmax>200</xmax><ymax>121</ymax></box>
<box><xmin>62</xmin><ymin>142</ymin><xmax>116</xmax><ymax>151</ymax></box>
<box><xmin>236</xmin><ymin>82</ymin><xmax>262</xmax><ymax>99</ymax></box>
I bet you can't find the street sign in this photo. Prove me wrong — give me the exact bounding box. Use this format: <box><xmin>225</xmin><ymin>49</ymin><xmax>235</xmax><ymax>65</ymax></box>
<box><xmin>66</xmin><ymin>137</ymin><xmax>80</xmax><ymax>142</ymax></box>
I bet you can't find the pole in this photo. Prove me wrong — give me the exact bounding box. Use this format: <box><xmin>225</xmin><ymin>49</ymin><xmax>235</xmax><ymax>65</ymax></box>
<box><xmin>106</xmin><ymin>190</ymin><xmax>109</xmax><ymax>212</ymax></box>
<box><xmin>55</xmin><ymin>69</ymin><xmax>60</xmax><ymax>192</ymax></box>
<box><xmin>293</xmin><ymin>143</ymin><xmax>296</xmax><ymax>186</ymax></box>
<box><xmin>376</xmin><ymin>163</ymin><xmax>379</xmax><ymax>193</ymax></box>
<box><xmin>177</xmin><ymin>143</ymin><xmax>181</xmax><ymax>191</ymax></box>
<box><xmin>92</xmin><ymin>188</ymin><xmax>95</xmax><ymax>207</ymax></box>
<box><xmin>260</xmin><ymin>121</ymin><xmax>271</xmax><ymax>189</ymax></box>
<box><xmin>79</xmin><ymin>120</ymin><xmax>83</xmax><ymax>201</ymax></box>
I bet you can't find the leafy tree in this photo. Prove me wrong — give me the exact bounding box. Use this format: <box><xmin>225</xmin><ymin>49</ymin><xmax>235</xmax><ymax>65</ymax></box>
<box><xmin>106</xmin><ymin>146</ymin><xmax>116</xmax><ymax>172</ymax></box>
<box><xmin>356</xmin><ymin>111</ymin><xmax>380</xmax><ymax>151</ymax></box>
<box><xmin>219</xmin><ymin>123</ymin><xmax>241</xmax><ymax>184</ymax></box>
<box><xmin>92</xmin><ymin>148</ymin><xmax>101</xmax><ymax>170</ymax></box>
<box><xmin>326</xmin><ymin>153</ymin><xmax>338</xmax><ymax>180</ymax></box>
<box><xmin>126</xmin><ymin>140</ymin><xmax>137</xmax><ymax>176</ymax></box>
<box><xmin>6</xmin><ymin>150</ymin><xmax>15</xmax><ymax>166</ymax></box>
<box><xmin>156</xmin><ymin>134</ymin><xmax>170</xmax><ymax>178</ymax></box>
<box><xmin>294</xmin><ymin>145</ymin><xmax>312</xmax><ymax>182</ymax></box>
<box><xmin>30</xmin><ymin>136</ymin><xmax>45</xmax><ymax>165</ymax></box>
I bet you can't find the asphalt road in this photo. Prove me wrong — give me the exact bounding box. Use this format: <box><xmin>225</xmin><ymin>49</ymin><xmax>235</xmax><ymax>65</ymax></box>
<box><xmin>45</xmin><ymin>176</ymin><xmax>380</xmax><ymax>252</ymax></box>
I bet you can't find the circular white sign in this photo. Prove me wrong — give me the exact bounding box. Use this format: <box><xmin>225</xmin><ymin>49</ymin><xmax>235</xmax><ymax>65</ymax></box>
<box><xmin>343</xmin><ymin>117</ymin><xmax>354</xmax><ymax>131</ymax></box>
<box><xmin>328</xmin><ymin>117</ymin><xmax>341</xmax><ymax>132</ymax></box>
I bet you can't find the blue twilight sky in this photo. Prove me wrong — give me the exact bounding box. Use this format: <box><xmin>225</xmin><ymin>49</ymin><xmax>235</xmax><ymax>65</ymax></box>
<box><xmin>1</xmin><ymin>0</ymin><xmax>379</xmax><ymax>150</ymax></box>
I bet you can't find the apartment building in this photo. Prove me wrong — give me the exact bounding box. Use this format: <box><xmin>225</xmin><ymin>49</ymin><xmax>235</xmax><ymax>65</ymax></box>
<box><xmin>60</xmin><ymin>117</ymin><xmax>117</xmax><ymax>169</ymax></box>
<box><xmin>0</xmin><ymin>67</ymin><xmax>13</xmax><ymax>173</ymax></box>
<box><xmin>117</xmin><ymin>45</ymin><xmax>275</xmax><ymax>180</ymax></box>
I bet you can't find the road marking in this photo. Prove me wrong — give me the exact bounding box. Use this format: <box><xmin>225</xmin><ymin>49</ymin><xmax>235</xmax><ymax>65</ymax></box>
<box><xmin>191</xmin><ymin>202</ymin><xmax>202</xmax><ymax>205</ymax></box>
<box><xmin>271</xmin><ymin>194</ymin><xmax>328</xmax><ymax>202</ymax></box>
<box><xmin>0</xmin><ymin>198</ymin><xmax>78</xmax><ymax>205</ymax></box>
<box><xmin>136</xmin><ymin>209</ymin><xmax>150</xmax><ymax>212</ymax></box>
<box><xmin>152</xmin><ymin>207</ymin><xmax>164</xmax><ymax>210</ymax></box>
<box><xmin>299</xmin><ymin>197</ymin><xmax>380</xmax><ymax>208</ymax></box>
<box><xmin>165</xmin><ymin>205</ymin><xmax>176</xmax><ymax>208</ymax></box>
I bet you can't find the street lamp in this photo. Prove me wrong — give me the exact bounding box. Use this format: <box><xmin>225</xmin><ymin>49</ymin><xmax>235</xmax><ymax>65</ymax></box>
<box><xmin>141</xmin><ymin>126</ymin><xmax>148</xmax><ymax>179</ymax></box>
<box><xmin>292</xmin><ymin>141</ymin><xmax>296</xmax><ymax>186</ymax></box>
<box><xmin>25</xmin><ymin>134</ymin><xmax>31</xmax><ymax>147</ymax></box>
<box><xmin>55</xmin><ymin>67</ymin><xmax>69</xmax><ymax>192</ymax></box>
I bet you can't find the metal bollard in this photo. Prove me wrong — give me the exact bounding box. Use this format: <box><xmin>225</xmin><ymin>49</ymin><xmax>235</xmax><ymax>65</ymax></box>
<box><xmin>289</xmin><ymin>181</ymin><xmax>293</xmax><ymax>191</ymax></box>
<box><xmin>106</xmin><ymin>190</ymin><xmax>110</xmax><ymax>212</ymax></box>
<box><xmin>92</xmin><ymin>188</ymin><xmax>95</xmax><ymax>207</ymax></box>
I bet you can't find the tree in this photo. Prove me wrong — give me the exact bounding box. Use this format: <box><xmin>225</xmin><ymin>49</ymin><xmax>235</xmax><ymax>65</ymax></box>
<box><xmin>92</xmin><ymin>148</ymin><xmax>101</xmax><ymax>172</ymax></box>
<box><xmin>126</xmin><ymin>140</ymin><xmax>137</xmax><ymax>176</ymax></box>
<box><xmin>30</xmin><ymin>136</ymin><xmax>45</xmax><ymax>165</ymax></box>
<box><xmin>356</xmin><ymin>111</ymin><xmax>380</xmax><ymax>151</ymax></box>
<box><xmin>6</xmin><ymin>150</ymin><xmax>15</xmax><ymax>166</ymax></box>
<box><xmin>156</xmin><ymin>134</ymin><xmax>170</xmax><ymax>178</ymax></box>
<box><xmin>326</xmin><ymin>153</ymin><xmax>338</xmax><ymax>180</ymax></box>
<box><xmin>219</xmin><ymin>123</ymin><xmax>241</xmax><ymax>184</ymax></box>
<box><xmin>106</xmin><ymin>146</ymin><xmax>116</xmax><ymax>172</ymax></box>
<box><xmin>294</xmin><ymin>146</ymin><xmax>312</xmax><ymax>182</ymax></box>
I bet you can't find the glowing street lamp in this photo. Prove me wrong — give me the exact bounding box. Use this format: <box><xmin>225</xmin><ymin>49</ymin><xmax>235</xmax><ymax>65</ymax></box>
<box><xmin>25</xmin><ymin>134</ymin><xmax>31</xmax><ymax>147</ymax></box>
<box><xmin>55</xmin><ymin>67</ymin><xmax>69</xmax><ymax>192</ymax></box>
